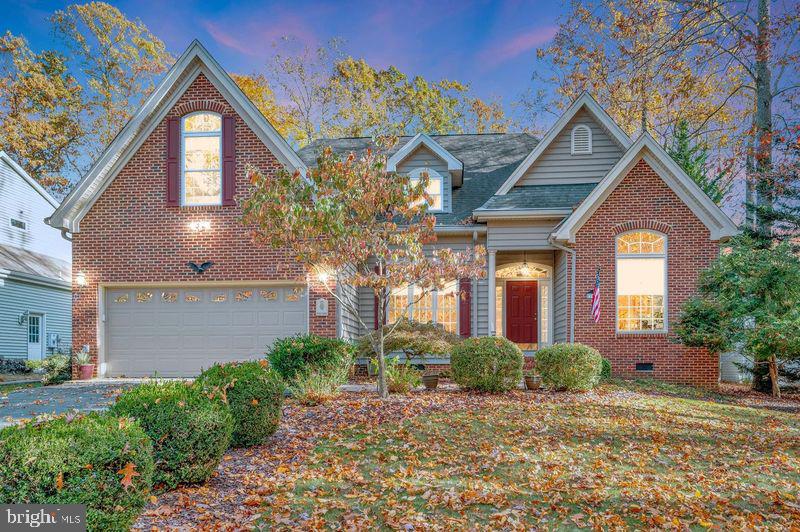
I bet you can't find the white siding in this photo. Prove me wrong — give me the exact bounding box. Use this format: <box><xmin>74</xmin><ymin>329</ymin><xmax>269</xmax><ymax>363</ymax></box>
<box><xmin>553</xmin><ymin>249</ymin><xmax>569</xmax><ymax>343</ymax></box>
<box><xmin>517</xmin><ymin>109</ymin><xmax>624</xmax><ymax>186</ymax></box>
<box><xmin>487</xmin><ymin>219</ymin><xmax>563</xmax><ymax>250</ymax></box>
<box><xmin>396</xmin><ymin>145</ymin><xmax>452</xmax><ymax>213</ymax></box>
<box><xmin>0</xmin><ymin>159</ymin><xmax>70</xmax><ymax>262</ymax></box>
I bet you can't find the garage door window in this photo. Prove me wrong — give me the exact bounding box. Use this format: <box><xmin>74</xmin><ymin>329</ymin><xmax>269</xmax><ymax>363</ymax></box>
<box><xmin>162</xmin><ymin>291</ymin><xmax>178</xmax><ymax>303</ymax></box>
<box><xmin>114</xmin><ymin>294</ymin><xmax>129</xmax><ymax>304</ymax></box>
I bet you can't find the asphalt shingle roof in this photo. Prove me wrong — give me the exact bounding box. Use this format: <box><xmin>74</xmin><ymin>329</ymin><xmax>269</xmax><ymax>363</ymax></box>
<box><xmin>477</xmin><ymin>183</ymin><xmax>597</xmax><ymax>212</ymax></box>
<box><xmin>0</xmin><ymin>244</ymin><xmax>71</xmax><ymax>283</ymax></box>
<box><xmin>297</xmin><ymin>133</ymin><xmax>540</xmax><ymax>225</ymax></box>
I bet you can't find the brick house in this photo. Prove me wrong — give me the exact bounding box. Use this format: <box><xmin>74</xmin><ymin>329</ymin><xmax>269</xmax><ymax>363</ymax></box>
<box><xmin>47</xmin><ymin>41</ymin><xmax>738</xmax><ymax>385</ymax></box>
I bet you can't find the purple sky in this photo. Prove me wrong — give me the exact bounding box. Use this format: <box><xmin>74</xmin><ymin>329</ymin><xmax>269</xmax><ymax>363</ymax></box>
<box><xmin>5</xmin><ymin>0</ymin><xmax>563</xmax><ymax>124</ymax></box>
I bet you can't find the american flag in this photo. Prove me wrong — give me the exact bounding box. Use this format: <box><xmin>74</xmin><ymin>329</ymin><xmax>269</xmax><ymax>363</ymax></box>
<box><xmin>591</xmin><ymin>268</ymin><xmax>601</xmax><ymax>323</ymax></box>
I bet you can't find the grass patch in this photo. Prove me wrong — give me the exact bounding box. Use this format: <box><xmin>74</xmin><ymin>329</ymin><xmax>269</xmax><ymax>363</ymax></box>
<box><xmin>263</xmin><ymin>383</ymin><xmax>800</xmax><ymax>529</ymax></box>
<box><xmin>0</xmin><ymin>381</ymin><xmax>41</xmax><ymax>395</ymax></box>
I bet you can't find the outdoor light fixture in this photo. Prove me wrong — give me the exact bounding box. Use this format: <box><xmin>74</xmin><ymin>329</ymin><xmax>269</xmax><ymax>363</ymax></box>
<box><xmin>17</xmin><ymin>310</ymin><xmax>29</xmax><ymax>325</ymax></box>
<box><xmin>75</xmin><ymin>272</ymin><xmax>87</xmax><ymax>286</ymax></box>
<box><xmin>316</xmin><ymin>265</ymin><xmax>335</xmax><ymax>283</ymax></box>
<box><xmin>520</xmin><ymin>252</ymin><xmax>531</xmax><ymax>277</ymax></box>
<box><xmin>189</xmin><ymin>220</ymin><xmax>211</xmax><ymax>231</ymax></box>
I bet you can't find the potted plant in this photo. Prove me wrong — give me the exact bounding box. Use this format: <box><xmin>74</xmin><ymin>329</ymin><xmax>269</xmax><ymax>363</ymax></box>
<box><xmin>524</xmin><ymin>371</ymin><xmax>541</xmax><ymax>391</ymax></box>
<box><xmin>75</xmin><ymin>349</ymin><xmax>94</xmax><ymax>380</ymax></box>
<box><xmin>422</xmin><ymin>371</ymin><xmax>439</xmax><ymax>390</ymax></box>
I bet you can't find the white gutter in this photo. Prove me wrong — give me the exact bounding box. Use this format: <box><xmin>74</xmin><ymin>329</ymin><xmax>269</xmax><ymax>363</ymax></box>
<box><xmin>434</xmin><ymin>225</ymin><xmax>487</xmax><ymax>235</ymax></box>
<box><xmin>472</xmin><ymin>209</ymin><xmax>572</xmax><ymax>222</ymax></box>
<box><xmin>548</xmin><ymin>237</ymin><xmax>576</xmax><ymax>343</ymax></box>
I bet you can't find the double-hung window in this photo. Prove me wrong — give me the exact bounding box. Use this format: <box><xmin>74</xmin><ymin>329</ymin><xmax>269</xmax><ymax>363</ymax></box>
<box><xmin>616</xmin><ymin>231</ymin><xmax>667</xmax><ymax>332</ymax></box>
<box><xmin>182</xmin><ymin>112</ymin><xmax>222</xmax><ymax>206</ymax></box>
<box><xmin>408</xmin><ymin>167</ymin><xmax>444</xmax><ymax>212</ymax></box>
<box><xmin>387</xmin><ymin>280</ymin><xmax>458</xmax><ymax>333</ymax></box>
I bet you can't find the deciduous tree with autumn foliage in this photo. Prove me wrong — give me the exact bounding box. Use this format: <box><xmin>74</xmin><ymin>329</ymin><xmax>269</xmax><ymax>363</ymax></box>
<box><xmin>241</xmin><ymin>144</ymin><xmax>485</xmax><ymax>398</ymax></box>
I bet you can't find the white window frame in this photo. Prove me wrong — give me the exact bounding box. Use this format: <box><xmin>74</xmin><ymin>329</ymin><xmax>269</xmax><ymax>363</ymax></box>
<box><xmin>181</xmin><ymin>111</ymin><xmax>223</xmax><ymax>207</ymax></box>
<box><xmin>388</xmin><ymin>282</ymin><xmax>459</xmax><ymax>333</ymax></box>
<box><xmin>9</xmin><ymin>217</ymin><xmax>27</xmax><ymax>231</ymax></box>
<box><xmin>571</xmin><ymin>124</ymin><xmax>593</xmax><ymax>155</ymax></box>
<box><xmin>408</xmin><ymin>167</ymin><xmax>444</xmax><ymax>213</ymax></box>
<box><xmin>615</xmin><ymin>230</ymin><xmax>668</xmax><ymax>334</ymax></box>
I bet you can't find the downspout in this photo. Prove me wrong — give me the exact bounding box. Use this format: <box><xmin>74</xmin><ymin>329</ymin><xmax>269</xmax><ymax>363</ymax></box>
<box><xmin>549</xmin><ymin>237</ymin><xmax>576</xmax><ymax>343</ymax></box>
<box><xmin>472</xmin><ymin>230</ymin><xmax>478</xmax><ymax>337</ymax></box>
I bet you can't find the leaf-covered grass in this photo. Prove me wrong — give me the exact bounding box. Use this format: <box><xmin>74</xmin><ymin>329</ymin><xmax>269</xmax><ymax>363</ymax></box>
<box><xmin>263</xmin><ymin>383</ymin><xmax>800</xmax><ymax>529</ymax></box>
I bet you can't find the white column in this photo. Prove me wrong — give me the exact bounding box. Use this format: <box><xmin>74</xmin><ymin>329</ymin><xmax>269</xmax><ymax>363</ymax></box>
<box><xmin>487</xmin><ymin>250</ymin><xmax>497</xmax><ymax>336</ymax></box>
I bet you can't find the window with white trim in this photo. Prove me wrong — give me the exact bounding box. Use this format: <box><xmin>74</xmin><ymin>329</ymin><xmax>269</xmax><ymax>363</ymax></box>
<box><xmin>571</xmin><ymin>124</ymin><xmax>592</xmax><ymax>155</ymax></box>
<box><xmin>387</xmin><ymin>280</ymin><xmax>458</xmax><ymax>333</ymax></box>
<box><xmin>182</xmin><ymin>112</ymin><xmax>222</xmax><ymax>206</ymax></box>
<box><xmin>616</xmin><ymin>231</ymin><xmax>667</xmax><ymax>332</ymax></box>
<box><xmin>10</xmin><ymin>218</ymin><xmax>27</xmax><ymax>231</ymax></box>
<box><xmin>408</xmin><ymin>167</ymin><xmax>444</xmax><ymax>211</ymax></box>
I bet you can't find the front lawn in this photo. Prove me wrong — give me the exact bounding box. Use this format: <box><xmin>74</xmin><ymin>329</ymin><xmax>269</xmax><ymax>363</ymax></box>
<box><xmin>262</xmin><ymin>383</ymin><xmax>800</xmax><ymax>529</ymax></box>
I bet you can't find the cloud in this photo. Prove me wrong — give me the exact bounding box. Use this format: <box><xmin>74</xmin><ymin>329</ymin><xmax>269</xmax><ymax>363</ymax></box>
<box><xmin>202</xmin><ymin>13</ymin><xmax>319</xmax><ymax>58</ymax></box>
<box><xmin>478</xmin><ymin>26</ymin><xmax>558</xmax><ymax>68</ymax></box>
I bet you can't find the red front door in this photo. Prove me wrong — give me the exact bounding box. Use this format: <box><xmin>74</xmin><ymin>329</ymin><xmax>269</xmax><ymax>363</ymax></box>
<box><xmin>506</xmin><ymin>281</ymin><xmax>538</xmax><ymax>344</ymax></box>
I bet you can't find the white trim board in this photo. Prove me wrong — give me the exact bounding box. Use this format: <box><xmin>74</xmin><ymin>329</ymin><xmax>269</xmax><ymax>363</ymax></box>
<box><xmin>551</xmin><ymin>134</ymin><xmax>739</xmax><ymax>243</ymax></box>
<box><xmin>46</xmin><ymin>40</ymin><xmax>307</xmax><ymax>233</ymax></box>
<box><xmin>494</xmin><ymin>92</ymin><xmax>632</xmax><ymax>196</ymax></box>
<box><xmin>387</xmin><ymin>133</ymin><xmax>463</xmax><ymax>184</ymax></box>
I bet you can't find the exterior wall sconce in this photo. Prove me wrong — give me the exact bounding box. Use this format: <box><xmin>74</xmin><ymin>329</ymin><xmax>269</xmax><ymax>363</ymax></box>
<box><xmin>189</xmin><ymin>220</ymin><xmax>211</xmax><ymax>231</ymax></box>
<box><xmin>18</xmin><ymin>310</ymin><xmax>29</xmax><ymax>325</ymax></box>
<box><xmin>75</xmin><ymin>272</ymin><xmax>87</xmax><ymax>287</ymax></box>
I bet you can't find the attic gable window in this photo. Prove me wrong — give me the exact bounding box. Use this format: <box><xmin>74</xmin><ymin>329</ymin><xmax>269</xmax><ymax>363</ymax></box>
<box><xmin>571</xmin><ymin>124</ymin><xmax>592</xmax><ymax>155</ymax></box>
<box><xmin>10</xmin><ymin>218</ymin><xmax>27</xmax><ymax>231</ymax></box>
<box><xmin>182</xmin><ymin>112</ymin><xmax>222</xmax><ymax>206</ymax></box>
<box><xmin>408</xmin><ymin>167</ymin><xmax>443</xmax><ymax>212</ymax></box>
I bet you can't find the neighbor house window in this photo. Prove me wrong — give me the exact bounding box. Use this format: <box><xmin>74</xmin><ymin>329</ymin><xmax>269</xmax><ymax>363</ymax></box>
<box><xmin>408</xmin><ymin>167</ymin><xmax>444</xmax><ymax>211</ymax></box>
<box><xmin>182</xmin><ymin>112</ymin><xmax>222</xmax><ymax>206</ymax></box>
<box><xmin>571</xmin><ymin>124</ymin><xmax>592</xmax><ymax>155</ymax></box>
<box><xmin>387</xmin><ymin>281</ymin><xmax>458</xmax><ymax>333</ymax></box>
<box><xmin>616</xmin><ymin>231</ymin><xmax>666</xmax><ymax>332</ymax></box>
<box><xmin>9</xmin><ymin>218</ymin><xmax>26</xmax><ymax>230</ymax></box>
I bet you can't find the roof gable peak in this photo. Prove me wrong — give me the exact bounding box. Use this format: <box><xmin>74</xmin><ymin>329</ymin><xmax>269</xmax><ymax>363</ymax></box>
<box><xmin>494</xmin><ymin>92</ymin><xmax>631</xmax><ymax>195</ymax></box>
<box><xmin>387</xmin><ymin>133</ymin><xmax>464</xmax><ymax>185</ymax></box>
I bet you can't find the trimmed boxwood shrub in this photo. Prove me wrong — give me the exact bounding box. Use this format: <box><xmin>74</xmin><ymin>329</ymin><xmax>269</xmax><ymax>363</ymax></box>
<box><xmin>268</xmin><ymin>334</ymin><xmax>354</xmax><ymax>381</ymax></box>
<box><xmin>0</xmin><ymin>413</ymin><xmax>154</xmax><ymax>531</ymax></box>
<box><xmin>196</xmin><ymin>361</ymin><xmax>284</xmax><ymax>447</ymax></box>
<box><xmin>109</xmin><ymin>381</ymin><xmax>233</xmax><ymax>490</ymax></box>
<box><xmin>536</xmin><ymin>343</ymin><xmax>603</xmax><ymax>391</ymax></box>
<box><xmin>600</xmin><ymin>357</ymin><xmax>612</xmax><ymax>380</ymax></box>
<box><xmin>451</xmin><ymin>336</ymin><xmax>524</xmax><ymax>393</ymax></box>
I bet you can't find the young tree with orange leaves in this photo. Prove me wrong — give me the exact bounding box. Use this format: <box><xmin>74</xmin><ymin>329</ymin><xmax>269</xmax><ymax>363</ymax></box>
<box><xmin>241</xmin><ymin>144</ymin><xmax>485</xmax><ymax>398</ymax></box>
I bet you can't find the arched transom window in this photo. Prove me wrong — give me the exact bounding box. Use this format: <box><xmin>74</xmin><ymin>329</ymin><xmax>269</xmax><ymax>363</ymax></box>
<box><xmin>616</xmin><ymin>231</ymin><xmax>667</xmax><ymax>332</ymax></box>
<box><xmin>182</xmin><ymin>112</ymin><xmax>222</xmax><ymax>206</ymax></box>
<box><xmin>408</xmin><ymin>167</ymin><xmax>444</xmax><ymax>212</ymax></box>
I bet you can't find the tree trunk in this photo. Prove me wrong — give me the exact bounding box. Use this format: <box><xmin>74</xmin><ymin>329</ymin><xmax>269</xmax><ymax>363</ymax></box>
<box><xmin>768</xmin><ymin>355</ymin><xmax>781</xmax><ymax>398</ymax></box>
<box><xmin>375</xmin><ymin>287</ymin><xmax>389</xmax><ymax>399</ymax></box>
<box><xmin>753</xmin><ymin>0</ymin><xmax>773</xmax><ymax>237</ymax></box>
<box><xmin>751</xmin><ymin>361</ymin><xmax>773</xmax><ymax>393</ymax></box>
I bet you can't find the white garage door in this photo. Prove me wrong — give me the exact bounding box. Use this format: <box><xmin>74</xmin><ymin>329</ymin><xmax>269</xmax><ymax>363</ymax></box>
<box><xmin>104</xmin><ymin>285</ymin><xmax>307</xmax><ymax>377</ymax></box>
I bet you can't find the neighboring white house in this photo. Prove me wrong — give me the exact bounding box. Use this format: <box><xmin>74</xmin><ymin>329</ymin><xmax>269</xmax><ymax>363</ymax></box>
<box><xmin>0</xmin><ymin>152</ymin><xmax>72</xmax><ymax>360</ymax></box>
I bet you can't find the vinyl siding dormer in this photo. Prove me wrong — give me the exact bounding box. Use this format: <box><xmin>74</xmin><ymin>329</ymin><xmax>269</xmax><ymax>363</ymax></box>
<box><xmin>517</xmin><ymin>108</ymin><xmax>624</xmax><ymax>186</ymax></box>
<box><xmin>396</xmin><ymin>145</ymin><xmax>453</xmax><ymax>214</ymax></box>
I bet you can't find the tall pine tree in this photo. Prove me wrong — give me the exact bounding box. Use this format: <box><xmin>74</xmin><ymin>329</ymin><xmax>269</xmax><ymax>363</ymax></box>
<box><xmin>667</xmin><ymin>120</ymin><xmax>731</xmax><ymax>205</ymax></box>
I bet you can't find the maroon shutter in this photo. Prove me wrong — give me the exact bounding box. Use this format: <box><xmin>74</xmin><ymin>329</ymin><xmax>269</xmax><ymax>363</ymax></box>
<box><xmin>222</xmin><ymin>116</ymin><xmax>236</xmax><ymax>206</ymax></box>
<box><xmin>166</xmin><ymin>118</ymin><xmax>180</xmax><ymax>206</ymax></box>
<box><xmin>459</xmin><ymin>278</ymin><xmax>472</xmax><ymax>337</ymax></box>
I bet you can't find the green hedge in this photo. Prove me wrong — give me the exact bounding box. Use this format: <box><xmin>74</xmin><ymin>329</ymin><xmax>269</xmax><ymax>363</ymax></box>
<box><xmin>451</xmin><ymin>337</ymin><xmax>523</xmax><ymax>393</ymax></box>
<box><xmin>268</xmin><ymin>334</ymin><xmax>354</xmax><ymax>381</ymax></box>
<box><xmin>600</xmin><ymin>357</ymin><xmax>612</xmax><ymax>380</ymax></box>
<box><xmin>535</xmin><ymin>343</ymin><xmax>602</xmax><ymax>391</ymax></box>
<box><xmin>110</xmin><ymin>381</ymin><xmax>233</xmax><ymax>490</ymax></box>
<box><xmin>0</xmin><ymin>413</ymin><xmax>154</xmax><ymax>531</ymax></box>
<box><xmin>196</xmin><ymin>362</ymin><xmax>284</xmax><ymax>447</ymax></box>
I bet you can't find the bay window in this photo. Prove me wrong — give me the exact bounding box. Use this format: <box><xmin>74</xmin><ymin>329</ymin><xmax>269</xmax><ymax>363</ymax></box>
<box><xmin>616</xmin><ymin>231</ymin><xmax>667</xmax><ymax>332</ymax></box>
<box><xmin>387</xmin><ymin>280</ymin><xmax>458</xmax><ymax>333</ymax></box>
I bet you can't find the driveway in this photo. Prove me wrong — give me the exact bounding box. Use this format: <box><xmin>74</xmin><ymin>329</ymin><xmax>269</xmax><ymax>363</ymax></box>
<box><xmin>0</xmin><ymin>382</ymin><xmax>135</xmax><ymax>427</ymax></box>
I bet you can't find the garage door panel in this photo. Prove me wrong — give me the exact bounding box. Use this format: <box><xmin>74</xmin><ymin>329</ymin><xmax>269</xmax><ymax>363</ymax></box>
<box><xmin>105</xmin><ymin>285</ymin><xmax>308</xmax><ymax>377</ymax></box>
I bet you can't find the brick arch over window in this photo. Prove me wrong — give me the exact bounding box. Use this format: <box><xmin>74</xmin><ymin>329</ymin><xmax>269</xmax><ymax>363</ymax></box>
<box><xmin>612</xmin><ymin>220</ymin><xmax>673</xmax><ymax>236</ymax></box>
<box><xmin>173</xmin><ymin>100</ymin><xmax>228</xmax><ymax>117</ymax></box>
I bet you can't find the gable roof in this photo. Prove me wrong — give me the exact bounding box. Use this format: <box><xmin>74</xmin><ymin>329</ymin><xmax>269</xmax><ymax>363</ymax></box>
<box><xmin>386</xmin><ymin>133</ymin><xmax>464</xmax><ymax>185</ymax></box>
<box><xmin>298</xmin><ymin>133</ymin><xmax>539</xmax><ymax>226</ymax></box>
<box><xmin>494</xmin><ymin>93</ymin><xmax>632</xmax><ymax>195</ymax></box>
<box><xmin>0</xmin><ymin>151</ymin><xmax>59</xmax><ymax>209</ymax></box>
<box><xmin>47</xmin><ymin>40</ymin><xmax>307</xmax><ymax>233</ymax></box>
<box><xmin>0</xmin><ymin>244</ymin><xmax>71</xmax><ymax>287</ymax></box>
<box><xmin>551</xmin><ymin>133</ymin><xmax>740</xmax><ymax>242</ymax></box>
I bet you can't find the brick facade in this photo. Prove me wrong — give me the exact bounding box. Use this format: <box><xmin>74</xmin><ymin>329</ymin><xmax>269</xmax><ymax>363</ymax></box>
<box><xmin>571</xmin><ymin>159</ymin><xmax>719</xmax><ymax>386</ymax></box>
<box><xmin>71</xmin><ymin>73</ymin><xmax>336</xmax><ymax>376</ymax></box>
